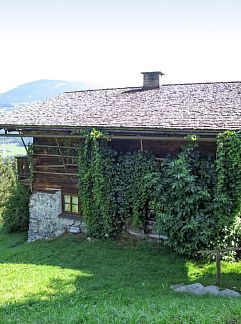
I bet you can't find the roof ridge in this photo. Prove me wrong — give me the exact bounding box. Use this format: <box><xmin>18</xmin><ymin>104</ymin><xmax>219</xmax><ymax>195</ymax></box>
<box><xmin>64</xmin><ymin>81</ymin><xmax>241</xmax><ymax>94</ymax></box>
<box><xmin>64</xmin><ymin>86</ymin><xmax>140</xmax><ymax>94</ymax></box>
<box><xmin>162</xmin><ymin>81</ymin><xmax>241</xmax><ymax>86</ymax></box>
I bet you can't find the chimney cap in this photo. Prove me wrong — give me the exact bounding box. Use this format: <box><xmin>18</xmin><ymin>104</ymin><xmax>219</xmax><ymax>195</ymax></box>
<box><xmin>141</xmin><ymin>71</ymin><xmax>165</xmax><ymax>89</ymax></box>
<box><xmin>141</xmin><ymin>71</ymin><xmax>165</xmax><ymax>76</ymax></box>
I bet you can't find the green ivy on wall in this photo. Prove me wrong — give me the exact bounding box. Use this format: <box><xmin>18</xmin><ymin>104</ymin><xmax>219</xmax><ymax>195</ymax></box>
<box><xmin>214</xmin><ymin>131</ymin><xmax>241</xmax><ymax>248</ymax></box>
<box><xmin>77</xmin><ymin>129</ymin><xmax>158</xmax><ymax>238</ymax></box>
<box><xmin>78</xmin><ymin>130</ymin><xmax>124</xmax><ymax>238</ymax></box>
<box><xmin>77</xmin><ymin>129</ymin><xmax>241</xmax><ymax>257</ymax></box>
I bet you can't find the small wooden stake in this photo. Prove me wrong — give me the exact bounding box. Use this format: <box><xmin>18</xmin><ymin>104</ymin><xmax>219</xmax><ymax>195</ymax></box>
<box><xmin>216</xmin><ymin>252</ymin><xmax>221</xmax><ymax>286</ymax></box>
<box><xmin>140</xmin><ymin>139</ymin><xmax>143</xmax><ymax>152</ymax></box>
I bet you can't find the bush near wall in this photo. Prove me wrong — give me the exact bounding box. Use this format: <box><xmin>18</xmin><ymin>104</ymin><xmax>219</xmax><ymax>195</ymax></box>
<box><xmin>0</xmin><ymin>157</ymin><xmax>30</xmax><ymax>232</ymax></box>
<box><xmin>0</xmin><ymin>158</ymin><xmax>16</xmax><ymax>221</ymax></box>
<box><xmin>2</xmin><ymin>183</ymin><xmax>30</xmax><ymax>232</ymax></box>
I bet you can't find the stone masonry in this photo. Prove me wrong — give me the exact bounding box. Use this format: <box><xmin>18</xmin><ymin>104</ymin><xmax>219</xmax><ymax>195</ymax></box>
<box><xmin>28</xmin><ymin>191</ymin><xmax>75</xmax><ymax>242</ymax></box>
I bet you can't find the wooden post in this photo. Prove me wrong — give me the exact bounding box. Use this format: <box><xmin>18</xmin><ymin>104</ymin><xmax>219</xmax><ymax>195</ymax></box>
<box><xmin>216</xmin><ymin>251</ymin><xmax>221</xmax><ymax>286</ymax></box>
<box><xmin>140</xmin><ymin>139</ymin><xmax>143</xmax><ymax>152</ymax></box>
<box><xmin>199</xmin><ymin>247</ymin><xmax>241</xmax><ymax>286</ymax></box>
<box><xmin>55</xmin><ymin>138</ymin><xmax>75</xmax><ymax>184</ymax></box>
<box><xmin>20</xmin><ymin>136</ymin><xmax>28</xmax><ymax>153</ymax></box>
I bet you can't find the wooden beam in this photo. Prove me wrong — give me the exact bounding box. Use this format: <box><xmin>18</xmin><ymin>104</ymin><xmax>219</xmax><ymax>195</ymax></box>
<box><xmin>35</xmin><ymin>164</ymin><xmax>78</xmax><ymax>168</ymax></box>
<box><xmin>34</xmin><ymin>171</ymin><xmax>77</xmax><ymax>176</ymax></box>
<box><xmin>140</xmin><ymin>139</ymin><xmax>143</xmax><ymax>152</ymax></box>
<box><xmin>33</xmin><ymin>144</ymin><xmax>79</xmax><ymax>150</ymax></box>
<box><xmin>1</xmin><ymin>124</ymin><xmax>222</xmax><ymax>135</ymax></box>
<box><xmin>199</xmin><ymin>247</ymin><xmax>241</xmax><ymax>254</ymax></box>
<box><xmin>199</xmin><ymin>246</ymin><xmax>241</xmax><ymax>287</ymax></box>
<box><xmin>20</xmin><ymin>136</ymin><xmax>28</xmax><ymax>153</ymax></box>
<box><xmin>55</xmin><ymin>138</ymin><xmax>76</xmax><ymax>184</ymax></box>
<box><xmin>33</xmin><ymin>154</ymin><xmax>78</xmax><ymax>158</ymax></box>
<box><xmin>0</xmin><ymin>133</ymin><xmax>217</xmax><ymax>142</ymax></box>
<box><xmin>216</xmin><ymin>252</ymin><xmax>221</xmax><ymax>286</ymax></box>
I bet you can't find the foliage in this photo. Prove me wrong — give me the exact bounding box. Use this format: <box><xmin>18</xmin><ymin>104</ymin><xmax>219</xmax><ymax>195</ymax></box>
<box><xmin>120</xmin><ymin>152</ymin><xmax>158</xmax><ymax>227</ymax></box>
<box><xmin>78</xmin><ymin>129</ymin><xmax>241</xmax><ymax>257</ymax></box>
<box><xmin>0</xmin><ymin>156</ymin><xmax>30</xmax><ymax>232</ymax></box>
<box><xmin>78</xmin><ymin>130</ymin><xmax>123</xmax><ymax>238</ymax></box>
<box><xmin>78</xmin><ymin>130</ymin><xmax>158</xmax><ymax>238</ymax></box>
<box><xmin>0</xmin><ymin>157</ymin><xmax>16</xmax><ymax>221</ymax></box>
<box><xmin>0</xmin><ymin>228</ymin><xmax>241</xmax><ymax>323</ymax></box>
<box><xmin>147</xmin><ymin>133</ymin><xmax>241</xmax><ymax>256</ymax></box>
<box><xmin>214</xmin><ymin>131</ymin><xmax>241</xmax><ymax>247</ymax></box>
<box><xmin>146</xmin><ymin>146</ymin><xmax>217</xmax><ymax>256</ymax></box>
<box><xmin>2</xmin><ymin>183</ymin><xmax>30</xmax><ymax>232</ymax></box>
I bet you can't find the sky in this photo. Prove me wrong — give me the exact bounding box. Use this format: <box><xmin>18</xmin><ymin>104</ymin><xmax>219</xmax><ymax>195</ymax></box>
<box><xmin>0</xmin><ymin>0</ymin><xmax>241</xmax><ymax>92</ymax></box>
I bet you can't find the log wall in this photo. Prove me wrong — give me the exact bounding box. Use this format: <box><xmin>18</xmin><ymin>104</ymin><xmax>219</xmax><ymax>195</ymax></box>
<box><xmin>32</xmin><ymin>137</ymin><xmax>216</xmax><ymax>192</ymax></box>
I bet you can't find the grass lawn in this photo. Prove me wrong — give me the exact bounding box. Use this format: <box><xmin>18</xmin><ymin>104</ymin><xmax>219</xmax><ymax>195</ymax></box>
<box><xmin>0</xmin><ymin>227</ymin><xmax>240</xmax><ymax>323</ymax></box>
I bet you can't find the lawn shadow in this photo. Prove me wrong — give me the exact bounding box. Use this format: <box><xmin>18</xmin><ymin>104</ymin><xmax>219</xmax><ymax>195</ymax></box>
<box><xmin>0</xmin><ymin>230</ymin><xmax>241</xmax><ymax>323</ymax></box>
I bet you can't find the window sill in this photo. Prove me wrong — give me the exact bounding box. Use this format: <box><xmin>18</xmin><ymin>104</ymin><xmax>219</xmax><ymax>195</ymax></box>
<box><xmin>58</xmin><ymin>213</ymin><xmax>82</xmax><ymax>220</ymax></box>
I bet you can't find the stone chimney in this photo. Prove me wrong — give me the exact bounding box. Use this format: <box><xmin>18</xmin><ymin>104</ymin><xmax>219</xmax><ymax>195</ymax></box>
<box><xmin>141</xmin><ymin>71</ymin><xmax>164</xmax><ymax>89</ymax></box>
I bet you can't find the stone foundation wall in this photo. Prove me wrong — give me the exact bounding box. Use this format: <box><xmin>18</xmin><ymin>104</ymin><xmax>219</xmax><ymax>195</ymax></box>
<box><xmin>28</xmin><ymin>191</ymin><xmax>74</xmax><ymax>242</ymax></box>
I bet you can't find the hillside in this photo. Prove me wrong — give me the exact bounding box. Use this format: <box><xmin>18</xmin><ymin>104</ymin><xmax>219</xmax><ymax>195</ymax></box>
<box><xmin>0</xmin><ymin>228</ymin><xmax>240</xmax><ymax>323</ymax></box>
<box><xmin>0</xmin><ymin>79</ymin><xmax>87</xmax><ymax>109</ymax></box>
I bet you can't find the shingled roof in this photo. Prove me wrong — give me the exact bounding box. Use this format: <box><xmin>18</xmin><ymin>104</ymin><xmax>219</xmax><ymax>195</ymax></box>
<box><xmin>0</xmin><ymin>81</ymin><xmax>241</xmax><ymax>132</ymax></box>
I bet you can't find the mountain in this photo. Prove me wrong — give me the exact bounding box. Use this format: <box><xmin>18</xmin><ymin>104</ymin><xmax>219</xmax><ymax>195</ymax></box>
<box><xmin>0</xmin><ymin>79</ymin><xmax>88</xmax><ymax>109</ymax></box>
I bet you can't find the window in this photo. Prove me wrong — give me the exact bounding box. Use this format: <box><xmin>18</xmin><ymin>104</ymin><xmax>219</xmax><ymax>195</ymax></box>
<box><xmin>62</xmin><ymin>194</ymin><xmax>80</xmax><ymax>214</ymax></box>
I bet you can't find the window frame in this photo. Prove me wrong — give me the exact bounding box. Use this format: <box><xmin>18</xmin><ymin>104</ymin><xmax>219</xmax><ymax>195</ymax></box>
<box><xmin>62</xmin><ymin>193</ymin><xmax>81</xmax><ymax>216</ymax></box>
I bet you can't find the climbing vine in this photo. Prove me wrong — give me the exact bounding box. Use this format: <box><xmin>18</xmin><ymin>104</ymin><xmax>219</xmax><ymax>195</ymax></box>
<box><xmin>77</xmin><ymin>129</ymin><xmax>158</xmax><ymax>238</ymax></box>
<box><xmin>77</xmin><ymin>129</ymin><xmax>241</xmax><ymax>257</ymax></box>
<box><xmin>120</xmin><ymin>152</ymin><xmax>158</xmax><ymax>227</ymax></box>
<box><xmin>214</xmin><ymin>131</ymin><xmax>241</xmax><ymax>247</ymax></box>
<box><xmin>78</xmin><ymin>129</ymin><xmax>124</xmax><ymax>238</ymax></box>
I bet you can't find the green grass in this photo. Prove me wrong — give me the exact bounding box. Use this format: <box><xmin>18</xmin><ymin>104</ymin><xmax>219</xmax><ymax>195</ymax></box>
<box><xmin>0</xmin><ymin>227</ymin><xmax>240</xmax><ymax>323</ymax></box>
<box><xmin>0</xmin><ymin>144</ymin><xmax>26</xmax><ymax>158</ymax></box>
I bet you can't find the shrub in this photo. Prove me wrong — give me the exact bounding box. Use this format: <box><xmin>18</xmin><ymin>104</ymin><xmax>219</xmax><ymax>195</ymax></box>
<box><xmin>0</xmin><ymin>157</ymin><xmax>30</xmax><ymax>232</ymax></box>
<box><xmin>0</xmin><ymin>158</ymin><xmax>16</xmax><ymax>222</ymax></box>
<box><xmin>146</xmin><ymin>147</ymin><xmax>217</xmax><ymax>257</ymax></box>
<box><xmin>2</xmin><ymin>183</ymin><xmax>30</xmax><ymax>232</ymax></box>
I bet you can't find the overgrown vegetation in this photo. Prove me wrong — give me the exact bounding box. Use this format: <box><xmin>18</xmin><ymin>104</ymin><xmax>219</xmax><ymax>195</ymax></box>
<box><xmin>0</xmin><ymin>227</ymin><xmax>240</xmax><ymax>323</ymax></box>
<box><xmin>0</xmin><ymin>158</ymin><xmax>16</xmax><ymax>220</ymax></box>
<box><xmin>0</xmin><ymin>157</ymin><xmax>30</xmax><ymax>232</ymax></box>
<box><xmin>2</xmin><ymin>183</ymin><xmax>30</xmax><ymax>232</ymax></box>
<box><xmin>78</xmin><ymin>130</ymin><xmax>241</xmax><ymax>257</ymax></box>
<box><xmin>214</xmin><ymin>131</ymin><xmax>241</xmax><ymax>248</ymax></box>
<box><xmin>146</xmin><ymin>146</ymin><xmax>217</xmax><ymax>256</ymax></box>
<box><xmin>78</xmin><ymin>129</ymin><xmax>123</xmax><ymax>238</ymax></box>
<box><xmin>78</xmin><ymin>130</ymin><xmax>159</xmax><ymax>239</ymax></box>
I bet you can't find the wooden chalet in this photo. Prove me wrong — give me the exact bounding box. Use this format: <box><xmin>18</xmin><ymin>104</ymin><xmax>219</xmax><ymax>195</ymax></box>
<box><xmin>0</xmin><ymin>71</ymin><xmax>241</xmax><ymax>241</ymax></box>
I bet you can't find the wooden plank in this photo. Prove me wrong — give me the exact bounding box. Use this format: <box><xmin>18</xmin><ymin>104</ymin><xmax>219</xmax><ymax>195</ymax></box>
<box><xmin>140</xmin><ymin>139</ymin><xmax>143</xmax><ymax>152</ymax></box>
<box><xmin>0</xmin><ymin>133</ymin><xmax>217</xmax><ymax>142</ymax></box>
<box><xmin>35</xmin><ymin>164</ymin><xmax>78</xmax><ymax>168</ymax></box>
<box><xmin>33</xmin><ymin>144</ymin><xmax>79</xmax><ymax>150</ymax></box>
<box><xmin>34</xmin><ymin>171</ymin><xmax>77</xmax><ymax>176</ymax></box>
<box><xmin>199</xmin><ymin>247</ymin><xmax>241</xmax><ymax>254</ymax></box>
<box><xmin>20</xmin><ymin>137</ymin><xmax>28</xmax><ymax>153</ymax></box>
<box><xmin>216</xmin><ymin>252</ymin><xmax>221</xmax><ymax>286</ymax></box>
<box><xmin>34</xmin><ymin>176</ymin><xmax>78</xmax><ymax>192</ymax></box>
<box><xmin>33</xmin><ymin>154</ymin><xmax>78</xmax><ymax>158</ymax></box>
<box><xmin>55</xmin><ymin>138</ymin><xmax>76</xmax><ymax>185</ymax></box>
